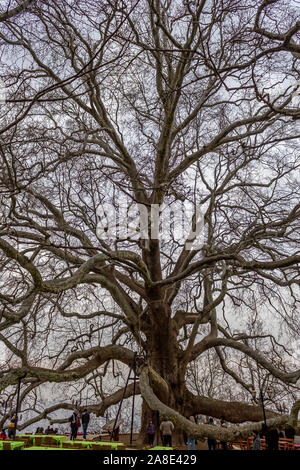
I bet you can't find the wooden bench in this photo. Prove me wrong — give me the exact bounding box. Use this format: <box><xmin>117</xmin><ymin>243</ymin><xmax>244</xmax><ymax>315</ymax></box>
<box><xmin>278</xmin><ymin>438</ymin><xmax>295</xmax><ymax>450</ymax></box>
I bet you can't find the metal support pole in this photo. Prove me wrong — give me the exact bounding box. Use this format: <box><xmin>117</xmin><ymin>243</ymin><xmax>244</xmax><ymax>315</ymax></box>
<box><xmin>260</xmin><ymin>389</ymin><xmax>267</xmax><ymax>426</ymax></box>
<box><xmin>13</xmin><ymin>377</ymin><xmax>22</xmax><ymax>439</ymax></box>
<box><xmin>4</xmin><ymin>397</ymin><xmax>9</xmax><ymax>417</ymax></box>
<box><xmin>110</xmin><ymin>353</ymin><xmax>136</xmax><ymax>441</ymax></box>
<box><xmin>129</xmin><ymin>363</ymin><xmax>137</xmax><ymax>445</ymax></box>
<box><xmin>156</xmin><ymin>410</ymin><xmax>159</xmax><ymax>446</ymax></box>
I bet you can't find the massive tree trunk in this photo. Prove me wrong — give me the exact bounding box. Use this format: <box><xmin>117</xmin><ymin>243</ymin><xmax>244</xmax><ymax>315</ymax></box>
<box><xmin>136</xmin><ymin>289</ymin><xmax>187</xmax><ymax>444</ymax></box>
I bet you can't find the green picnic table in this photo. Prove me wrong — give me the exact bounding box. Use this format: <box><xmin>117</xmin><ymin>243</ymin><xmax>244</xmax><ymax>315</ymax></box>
<box><xmin>24</xmin><ymin>446</ymin><xmax>73</xmax><ymax>451</ymax></box>
<box><xmin>0</xmin><ymin>441</ymin><xmax>25</xmax><ymax>450</ymax></box>
<box><xmin>18</xmin><ymin>434</ymin><xmax>66</xmax><ymax>447</ymax></box>
<box><xmin>85</xmin><ymin>440</ymin><xmax>125</xmax><ymax>450</ymax></box>
<box><xmin>63</xmin><ymin>440</ymin><xmax>124</xmax><ymax>450</ymax></box>
<box><xmin>18</xmin><ymin>434</ymin><xmax>39</xmax><ymax>445</ymax></box>
<box><xmin>63</xmin><ymin>440</ymin><xmax>91</xmax><ymax>448</ymax></box>
<box><xmin>150</xmin><ymin>446</ymin><xmax>173</xmax><ymax>450</ymax></box>
<box><xmin>46</xmin><ymin>435</ymin><xmax>67</xmax><ymax>447</ymax></box>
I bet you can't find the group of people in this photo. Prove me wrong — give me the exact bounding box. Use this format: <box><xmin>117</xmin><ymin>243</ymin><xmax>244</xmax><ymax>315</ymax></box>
<box><xmin>146</xmin><ymin>416</ymin><xmax>297</xmax><ymax>450</ymax></box>
<box><xmin>146</xmin><ymin>416</ymin><xmax>198</xmax><ymax>449</ymax></box>
<box><xmin>252</xmin><ymin>424</ymin><xmax>296</xmax><ymax>450</ymax></box>
<box><xmin>146</xmin><ymin>415</ymin><xmax>226</xmax><ymax>450</ymax></box>
<box><xmin>68</xmin><ymin>408</ymin><xmax>90</xmax><ymax>440</ymax></box>
<box><xmin>1</xmin><ymin>409</ymin><xmax>90</xmax><ymax>441</ymax></box>
<box><xmin>35</xmin><ymin>426</ymin><xmax>58</xmax><ymax>435</ymax></box>
<box><xmin>1</xmin><ymin>408</ymin><xmax>297</xmax><ymax>449</ymax></box>
<box><xmin>207</xmin><ymin>416</ymin><xmax>228</xmax><ymax>450</ymax></box>
<box><xmin>207</xmin><ymin>418</ymin><xmax>297</xmax><ymax>451</ymax></box>
<box><xmin>146</xmin><ymin>418</ymin><xmax>175</xmax><ymax>448</ymax></box>
<box><xmin>0</xmin><ymin>413</ymin><xmax>18</xmax><ymax>440</ymax></box>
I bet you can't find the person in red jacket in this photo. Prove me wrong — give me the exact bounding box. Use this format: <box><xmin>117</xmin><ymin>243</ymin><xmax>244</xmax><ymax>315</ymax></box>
<box><xmin>69</xmin><ymin>409</ymin><xmax>81</xmax><ymax>440</ymax></box>
<box><xmin>0</xmin><ymin>429</ymin><xmax>7</xmax><ymax>440</ymax></box>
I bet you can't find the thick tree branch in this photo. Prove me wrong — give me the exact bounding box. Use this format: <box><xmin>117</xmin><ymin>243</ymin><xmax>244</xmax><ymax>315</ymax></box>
<box><xmin>0</xmin><ymin>0</ymin><xmax>36</xmax><ymax>22</ymax></box>
<box><xmin>139</xmin><ymin>366</ymin><xmax>288</xmax><ymax>441</ymax></box>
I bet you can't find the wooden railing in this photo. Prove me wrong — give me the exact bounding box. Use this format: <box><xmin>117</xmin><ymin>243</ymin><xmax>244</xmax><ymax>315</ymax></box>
<box><xmin>232</xmin><ymin>437</ymin><xmax>296</xmax><ymax>450</ymax></box>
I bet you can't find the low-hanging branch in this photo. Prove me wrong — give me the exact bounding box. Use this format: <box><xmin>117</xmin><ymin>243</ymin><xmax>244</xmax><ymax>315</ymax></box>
<box><xmin>138</xmin><ymin>366</ymin><xmax>292</xmax><ymax>441</ymax></box>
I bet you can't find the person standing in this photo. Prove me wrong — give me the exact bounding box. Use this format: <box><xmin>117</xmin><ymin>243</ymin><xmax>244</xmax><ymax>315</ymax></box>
<box><xmin>207</xmin><ymin>417</ymin><xmax>217</xmax><ymax>450</ymax></box>
<box><xmin>160</xmin><ymin>419</ymin><xmax>174</xmax><ymax>448</ymax></box>
<box><xmin>266</xmin><ymin>427</ymin><xmax>279</xmax><ymax>450</ymax></box>
<box><xmin>69</xmin><ymin>409</ymin><xmax>81</xmax><ymax>440</ymax></box>
<box><xmin>252</xmin><ymin>431</ymin><xmax>261</xmax><ymax>450</ymax></box>
<box><xmin>8</xmin><ymin>414</ymin><xmax>17</xmax><ymax>439</ymax></box>
<box><xmin>81</xmin><ymin>409</ymin><xmax>90</xmax><ymax>440</ymax></box>
<box><xmin>112</xmin><ymin>420</ymin><xmax>124</xmax><ymax>441</ymax></box>
<box><xmin>0</xmin><ymin>429</ymin><xmax>7</xmax><ymax>440</ymax></box>
<box><xmin>146</xmin><ymin>419</ymin><xmax>155</xmax><ymax>447</ymax></box>
<box><xmin>186</xmin><ymin>416</ymin><xmax>196</xmax><ymax>451</ymax></box>
<box><xmin>220</xmin><ymin>416</ymin><xmax>228</xmax><ymax>450</ymax></box>
<box><xmin>285</xmin><ymin>425</ymin><xmax>295</xmax><ymax>441</ymax></box>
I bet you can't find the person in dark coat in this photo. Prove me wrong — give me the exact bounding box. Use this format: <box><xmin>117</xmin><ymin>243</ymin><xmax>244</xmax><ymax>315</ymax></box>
<box><xmin>207</xmin><ymin>418</ymin><xmax>217</xmax><ymax>450</ymax></box>
<box><xmin>81</xmin><ymin>409</ymin><xmax>90</xmax><ymax>440</ymax></box>
<box><xmin>266</xmin><ymin>427</ymin><xmax>279</xmax><ymax>450</ymax></box>
<box><xmin>146</xmin><ymin>419</ymin><xmax>155</xmax><ymax>447</ymax></box>
<box><xmin>220</xmin><ymin>416</ymin><xmax>228</xmax><ymax>450</ymax></box>
<box><xmin>69</xmin><ymin>409</ymin><xmax>81</xmax><ymax>440</ymax></box>
<box><xmin>285</xmin><ymin>425</ymin><xmax>295</xmax><ymax>441</ymax></box>
<box><xmin>113</xmin><ymin>426</ymin><xmax>120</xmax><ymax>441</ymax></box>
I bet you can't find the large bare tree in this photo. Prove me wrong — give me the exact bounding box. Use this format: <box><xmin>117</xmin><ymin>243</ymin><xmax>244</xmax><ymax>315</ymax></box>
<box><xmin>0</xmin><ymin>0</ymin><xmax>299</xmax><ymax>442</ymax></box>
